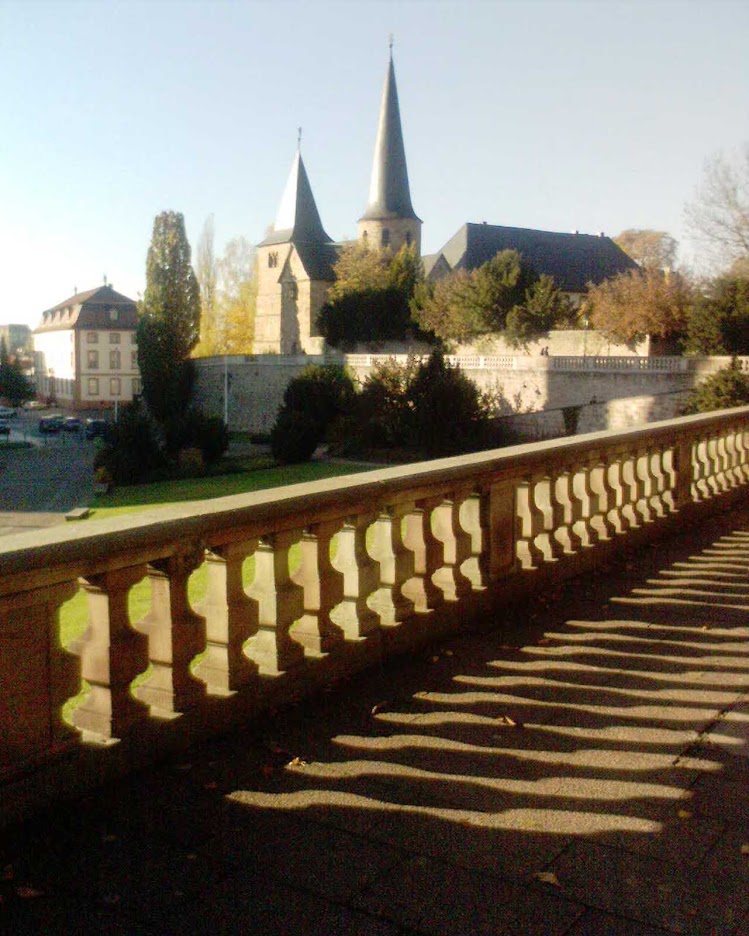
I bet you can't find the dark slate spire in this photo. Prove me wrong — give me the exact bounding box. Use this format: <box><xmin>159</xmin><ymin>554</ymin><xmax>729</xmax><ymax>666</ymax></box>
<box><xmin>360</xmin><ymin>50</ymin><xmax>419</xmax><ymax>222</ymax></box>
<box><xmin>260</xmin><ymin>146</ymin><xmax>333</xmax><ymax>246</ymax></box>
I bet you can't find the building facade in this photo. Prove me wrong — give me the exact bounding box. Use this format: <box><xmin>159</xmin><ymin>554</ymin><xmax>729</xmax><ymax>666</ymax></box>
<box><xmin>253</xmin><ymin>51</ymin><xmax>637</xmax><ymax>355</ymax></box>
<box><xmin>33</xmin><ymin>285</ymin><xmax>141</xmax><ymax>408</ymax></box>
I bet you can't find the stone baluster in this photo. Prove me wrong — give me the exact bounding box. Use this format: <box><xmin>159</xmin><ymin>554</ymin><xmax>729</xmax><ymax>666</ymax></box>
<box><xmin>604</xmin><ymin>452</ymin><xmax>629</xmax><ymax>535</ymax></box>
<box><xmin>718</xmin><ymin>432</ymin><xmax>736</xmax><ymax>489</ymax></box>
<box><xmin>402</xmin><ymin>498</ymin><xmax>444</xmax><ymax>613</ymax></box>
<box><xmin>431</xmin><ymin>493</ymin><xmax>474</xmax><ymax>601</ymax></box>
<box><xmin>292</xmin><ymin>521</ymin><xmax>345</xmax><ymax>655</ymax></box>
<box><xmin>330</xmin><ymin>513</ymin><xmax>380</xmax><ymax>640</ymax></box>
<box><xmin>571</xmin><ymin>465</ymin><xmax>598</xmax><ymax>548</ymax></box>
<box><xmin>0</xmin><ymin>581</ymin><xmax>80</xmax><ymax>768</ymax></box>
<box><xmin>192</xmin><ymin>541</ymin><xmax>259</xmax><ymax>696</ymax></box>
<box><xmin>516</xmin><ymin>476</ymin><xmax>547</xmax><ymax>568</ymax></box>
<box><xmin>554</xmin><ymin>468</ymin><xmax>584</xmax><ymax>555</ymax></box>
<box><xmin>133</xmin><ymin>550</ymin><xmax>207</xmax><ymax>717</ymax></box>
<box><xmin>459</xmin><ymin>492</ymin><xmax>489</xmax><ymax>590</ymax></box>
<box><xmin>648</xmin><ymin>448</ymin><xmax>667</xmax><ymax>518</ymax></box>
<box><xmin>619</xmin><ymin>455</ymin><xmax>642</xmax><ymax>528</ymax></box>
<box><xmin>734</xmin><ymin>427</ymin><xmax>749</xmax><ymax>482</ymax></box>
<box><xmin>634</xmin><ymin>449</ymin><xmax>655</xmax><ymax>524</ymax></box>
<box><xmin>245</xmin><ymin>532</ymin><xmax>305</xmax><ymax>675</ymax></box>
<box><xmin>367</xmin><ymin>504</ymin><xmax>415</xmax><ymax>626</ymax></box>
<box><xmin>72</xmin><ymin>566</ymin><xmax>149</xmax><ymax>741</ymax></box>
<box><xmin>725</xmin><ymin>428</ymin><xmax>742</xmax><ymax>487</ymax></box>
<box><xmin>706</xmin><ymin>435</ymin><xmax>723</xmax><ymax>495</ymax></box>
<box><xmin>659</xmin><ymin>444</ymin><xmax>677</xmax><ymax>512</ymax></box>
<box><xmin>588</xmin><ymin>459</ymin><xmax>616</xmax><ymax>541</ymax></box>
<box><xmin>692</xmin><ymin>438</ymin><xmax>712</xmax><ymax>501</ymax></box>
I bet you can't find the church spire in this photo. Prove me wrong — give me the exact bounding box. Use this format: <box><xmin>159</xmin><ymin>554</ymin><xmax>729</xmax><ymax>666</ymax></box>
<box><xmin>360</xmin><ymin>48</ymin><xmax>419</xmax><ymax>223</ymax></box>
<box><xmin>261</xmin><ymin>144</ymin><xmax>332</xmax><ymax>246</ymax></box>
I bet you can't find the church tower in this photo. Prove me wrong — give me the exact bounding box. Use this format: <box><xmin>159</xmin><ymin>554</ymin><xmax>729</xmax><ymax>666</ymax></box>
<box><xmin>358</xmin><ymin>48</ymin><xmax>422</xmax><ymax>255</ymax></box>
<box><xmin>254</xmin><ymin>144</ymin><xmax>337</xmax><ymax>354</ymax></box>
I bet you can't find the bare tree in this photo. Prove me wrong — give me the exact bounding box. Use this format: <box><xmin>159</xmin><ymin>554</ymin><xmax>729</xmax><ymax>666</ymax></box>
<box><xmin>685</xmin><ymin>145</ymin><xmax>749</xmax><ymax>272</ymax></box>
<box><xmin>613</xmin><ymin>229</ymin><xmax>678</xmax><ymax>271</ymax></box>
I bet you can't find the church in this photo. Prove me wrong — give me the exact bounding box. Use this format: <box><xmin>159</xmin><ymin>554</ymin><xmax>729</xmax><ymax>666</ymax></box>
<box><xmin>252</xmin><ymin>52</ymin><xmax>637</xmax><ymax>356</ymax></box>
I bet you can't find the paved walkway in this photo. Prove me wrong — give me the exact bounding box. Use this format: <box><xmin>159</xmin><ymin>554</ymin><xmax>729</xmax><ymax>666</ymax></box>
<box><xmin>3</xmin><ymin>507</ymin><xmax>749</xmax><ymax>935</ymax></box>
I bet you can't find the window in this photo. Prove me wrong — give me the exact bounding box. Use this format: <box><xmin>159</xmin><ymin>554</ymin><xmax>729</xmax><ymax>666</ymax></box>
<box><xmin>405</xmin><ymin>231</ymin><xmax>412</xmax><ymax>246</ymax></box>
<box><xmin>110</xmin><ymin>378</ymin><xmax>121</xmax><ymax>397</ymax></box>
<box><xmin>109</xmin><ymin>308</ymin><xmax>119</xmax><ymax>322</ymax></box>
<box><xmin>109</xmin><ymin>332</ymin><xmax>120</xmax><ymax>344</ymax></box>
<box><xmin>87</xmin><ymin>331</ymin><xmax>98</xmax><ymax>343</ymax></box>
<box><xmin>87</xmin><ymin>350</ymin><xmax>99</xmax><ymax>369</ymax></box>
<box><xmin>268</xmin><ymin>251</ymin><xmax>279</xmax><ymax>268</ymax></box>
<box><xmin>132</xmin><ymin>378</ymin><xmax>141</xmax><ymax>396</ymax></box>
<box><xmin>381</xmin><ymin>228</ymin><xmax>391</xmax><ymax>247</ymax></box>
<box><xmin>131</xmin><ymin>351</ymin><xmax>138</xmax><ymax>369</ymax></box>
<box><xmin>88</xmin><ymin>377</ymin><xmax>99</xmax><ymax>396</ymax></box>
<box><xmin>110</xmin><ymin>349</ymin><xmax>121</xmax><ymax>369</ymax></box>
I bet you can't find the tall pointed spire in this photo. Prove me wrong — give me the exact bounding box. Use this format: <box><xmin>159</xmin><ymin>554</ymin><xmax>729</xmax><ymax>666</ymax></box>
<box><xmin>360</xmin><ymin>48</ymin><xmax>419</xmax><ymax>223</ymax></box>
<box><xmin>261</xmin><ymin>144</ymin><xmax>332</xmax><ymax>246</ymax></box>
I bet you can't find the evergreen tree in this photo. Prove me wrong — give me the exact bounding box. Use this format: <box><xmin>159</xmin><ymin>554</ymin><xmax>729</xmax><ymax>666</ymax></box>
<box><xmin>138</xmin><ymin>211</ymin><xmax>201</xmax><ymax>431</ymax></box>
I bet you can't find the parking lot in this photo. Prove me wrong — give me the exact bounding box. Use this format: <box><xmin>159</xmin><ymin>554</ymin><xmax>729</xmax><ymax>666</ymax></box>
<box><xmin>0</xmin><ymin>406</ymin><xmax>101</xmax><ymax>533</ymax></box>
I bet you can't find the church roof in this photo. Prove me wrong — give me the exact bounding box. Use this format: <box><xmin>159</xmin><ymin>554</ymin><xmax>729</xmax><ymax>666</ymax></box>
<box><xmin>35</xmin><ymin>285</ymin><xmax>138</xmax><ymax>332</ymax></box>
<box><xmin>438</xmin><ymin>223</ymin><xmax>639</xmax><ymax>292</ymax></box>
<box><xmin>259</xmin><ymin>149</ymin><xmax>334</xmax><ymax>247</ymax></box>
<box><xmin>359</xmin><ymin>53</ymin><xmax>420</xmax><ymax>223</ymax></box>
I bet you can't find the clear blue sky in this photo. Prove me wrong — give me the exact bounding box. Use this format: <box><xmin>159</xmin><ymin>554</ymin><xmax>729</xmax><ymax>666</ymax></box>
<box><xmin>2</xmin><ymin>0</ymin><xmax>747</xmax><ymax>328</ymax></box>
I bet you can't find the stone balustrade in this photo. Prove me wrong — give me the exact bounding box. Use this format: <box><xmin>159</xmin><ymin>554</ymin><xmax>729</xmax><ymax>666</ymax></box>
<box><xmin>2</xmin><ymin>406</ymin><xmax>749</xmax><ymax>822</ymax></box>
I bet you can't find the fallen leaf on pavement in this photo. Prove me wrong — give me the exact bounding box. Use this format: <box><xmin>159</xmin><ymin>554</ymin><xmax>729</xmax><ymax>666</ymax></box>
<box><xmin>497</xmin><ymin>715</ymin><xmax>522</xmax><ymax>728</ymax></box>
<box><xmin>287</xmin><ymin>757</ymin><xmax>308</xmax><ymax>768</ymax></box>
<box><xmin>533</xmin><ymin>871</ymin><xmax>561</xmax><ymax>887</ymax></box>
<box><xmin>677</xmin><ymin>809</ymin><xmax>692</xmax><ymax>820</ymax></box>
<box><xmin>16</xmin><ymin>886</ymin><xmax>44</xmax><ymax>899</ymax></box>
<box><xmin>740</xmin><ymin>844</ymin><xmax>749</xmax><ymax>855</ymax></box>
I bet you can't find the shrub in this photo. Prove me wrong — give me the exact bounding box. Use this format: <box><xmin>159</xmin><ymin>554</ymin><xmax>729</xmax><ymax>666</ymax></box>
<box><xmin>281</xmin><ymin>364</ymin><xmax>356</xmax><ymax>436</ymax></box>
<box><xmin>681</xmin><ymin>359</ymin><xmax>749</xmax><ymax>414</ymax></box>
<box><xmin>177</xmin><ymin>411</ymin><xmax>229</xmax><ymax>464</ymax></box>
<box><xmin>271</xmin><ymin>407</ymin><xmax>321</xmax><ymax>464</ymax></box>
<box><xmin>94</xmin><ymin>400</ymin><xmax>166</xmax><ymax>484</ymax></box>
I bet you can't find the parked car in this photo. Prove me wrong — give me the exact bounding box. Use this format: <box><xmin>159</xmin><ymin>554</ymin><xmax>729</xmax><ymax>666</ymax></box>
<box><xmin>85</xmin><ymin>418</ymin><xmax>109</xmax><ymax>440</ymax></box>
<box><xmin>0</xmin><ymin>420</ymin><xmax>10</xmax><ymax>437</ymax></box>
<box><xmin>0</xmin><ymin>406</ymin><xmax>17</xmax><ymax>419</ymax></box>
<box><xmin>39</xmin><ymin>415</ymin><xmax>63</xmax><ymax>434</ymax></box>
<box><xmin>63</xmin><ymin>417</ymin><xmax>82</xmax><ymax>432</ymax></box>
<box><xmin>23</xmin><ymin>400</ymin><xmax>47</xmax><ymax>410</ymax></box>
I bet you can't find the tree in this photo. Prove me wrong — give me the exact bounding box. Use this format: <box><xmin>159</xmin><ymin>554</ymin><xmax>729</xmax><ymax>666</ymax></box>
<box><xmin>585</xmin><ymin>267</ymin><xmax>693</xmax><ymax>347</ymax></box>
<box><xmin>138</xmin><ymin>211</ymin><xmax>201</xmax><ymax>435</ymax></box>
<box><xmin>684</xmin><ymin>275</ymin><xmax>749</xmax><ymax>355</ymax></box>
<box><xmin>218</xmin><ymin>237</ymin><xmax>257</xmax><ymax>354</ymax></box>
<box><xmin>318</xmin><ymin>242</ymin><xmax>424</xmax><ymax>347</ymax></box>
<box><xmin>194</xmin><ymin>215</ymin><xmax>219</xmax><ymax>356</ymax></box>
<box><xmin>412</xmin><ymin>249</ymin><xmax>566</xmax><ymax>346</ymax></box>
<box><xmin>685</xmin><ymin>145</ymin><xmax>749</xmax><ymax>272</ymax></box>
<box><xmin>613</xmin><ymin>229</ymin><xmax>678</xmax><ymax>270</ymax></box>
<box><xmin>681</xmin><ymin>359</ymin><xmax>749</xmax><ymax>415</ymax></box>
<box><xmin>505</xmin><ymin>275</ymin><xmax>574</xmax><ymax>349</ymax></box>
<box><xmin>141</xmin><ymin>211</ymin><xmax>201</xmax><ymax>358</ymax></box>
<box><xmin>0</xmin><ymin>337</ymin><xmax>33</xmax><ymax>405</ymax></box>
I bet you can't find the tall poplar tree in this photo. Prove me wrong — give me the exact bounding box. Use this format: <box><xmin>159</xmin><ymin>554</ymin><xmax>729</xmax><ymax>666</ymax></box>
<box><xmin>138</xmin><ymin>211</ymin><xmax>201</xmax><ymax>432</ymax></box>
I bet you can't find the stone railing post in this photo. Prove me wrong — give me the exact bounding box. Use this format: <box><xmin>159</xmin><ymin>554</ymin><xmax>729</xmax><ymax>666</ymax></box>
<box><xmin>485</xmin><ymin>479</ymin><xmax>518</xmax><ymax>579</ymax></box>
<box><xmin>72</xmin><ymin>566</ymin><xmax>150</xmax><ymax>741</ymax></box>
<box><xmin>0</xmin><ymin>581</ymin><xmax>79</xmax><ymax>770</ymax></box>
<box><xmin>671</xmin><ymin>433</ymin><xmax>695</xmax><ymax>510</ymax></box>
<box><xmin>133</xmin><ymin>549</ymin><xmax>207</xmax><ymax>717</ymax></box>
<box><xmin>367</xmin><ymin>504</ymin><xmax>415</xmax><ymax>626</ymax></box>
<box><xmin>402</xmin><ymin>497</ymin><xmax>444</xmax><ymax>613</ymax></box>
<box><xmin>192</xmin><ymin>540</ymin><xmax>259</xmax><ymax>696</ymax></box>
<box><xmin>330</xmin><ymin>513</ymin><xmax>380</xmax><ymax>640</ymax></box>
<box><xmin>245</xmin><ymin>531</ymin><xmax>305</xmax><ymax>675</ymax></box>
<box><xmin>292</xmin><ymin>521</ymin><xmax>345</xmax><ymax>655</ymax></box>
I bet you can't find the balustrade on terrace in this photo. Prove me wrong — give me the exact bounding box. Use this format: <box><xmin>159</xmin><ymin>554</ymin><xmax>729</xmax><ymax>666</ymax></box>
<box><xmin>2</xmin><ymin>406</ymin><xmax>749</xmax><ymax>822</ymax></box>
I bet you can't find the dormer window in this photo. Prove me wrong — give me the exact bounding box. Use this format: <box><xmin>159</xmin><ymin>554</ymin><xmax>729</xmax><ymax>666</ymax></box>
<box><xmin>381</xmin><ymin>229</ymin><xmax>391</xmax><ymax>248</ymax></box>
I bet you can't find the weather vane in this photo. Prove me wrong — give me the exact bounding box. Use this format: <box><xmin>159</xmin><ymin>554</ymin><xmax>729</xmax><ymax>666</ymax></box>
<box><xmin>389</xmin><ymin>33</ymin><xmax>394</xmax><ymax>54</ymax></box>
<box><xmin>297</xmin><ymin>126</ymin><xmax>302</xmax><ymax>149</ymax></box>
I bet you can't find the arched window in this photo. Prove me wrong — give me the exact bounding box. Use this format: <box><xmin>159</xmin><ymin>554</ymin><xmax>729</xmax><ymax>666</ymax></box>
<box><xmin>381</xmin><ymin>228</ymin><xmax>391</xmax><ymax>248</ymax></box>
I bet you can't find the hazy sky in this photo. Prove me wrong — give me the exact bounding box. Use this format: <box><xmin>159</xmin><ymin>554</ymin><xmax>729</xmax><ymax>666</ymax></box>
<box><xmin>2</xmin><ymin>0</ymin><xmax>747</xmax><ymax>328</ymax></box>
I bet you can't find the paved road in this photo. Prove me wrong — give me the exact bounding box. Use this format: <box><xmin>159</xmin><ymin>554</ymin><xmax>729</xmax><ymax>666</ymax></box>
<box><xmin>0</xmin><ymin>412</ymin><xmax>97</xmax><ymax>535</ymax></box>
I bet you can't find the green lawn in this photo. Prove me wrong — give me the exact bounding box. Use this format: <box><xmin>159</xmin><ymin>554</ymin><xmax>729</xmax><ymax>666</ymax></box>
<box><xmin>87</xmin><ymin>459</ymin><xmax>373</xmax><ymax>520</ymax></box>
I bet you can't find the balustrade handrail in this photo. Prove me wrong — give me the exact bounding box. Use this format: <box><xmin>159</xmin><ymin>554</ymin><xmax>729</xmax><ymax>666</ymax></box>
<box><xmin>3</xmin><ymin>404</ymin><xmax>749</xmax><ymax>821</ymax></box>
